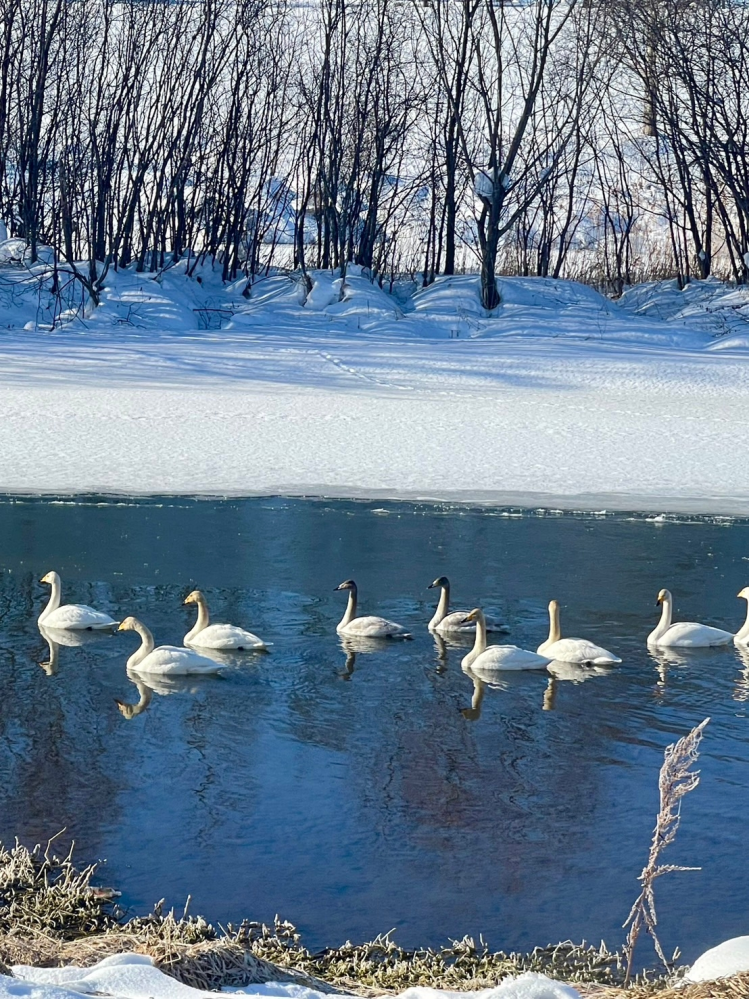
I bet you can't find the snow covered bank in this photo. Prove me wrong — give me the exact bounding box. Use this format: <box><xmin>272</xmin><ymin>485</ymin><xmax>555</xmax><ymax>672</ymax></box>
<box><xmin>3</xmin><ymin>956</ymin><xmax>581</xmax><ymax>999</ymax></box>
<box><xmin>1</xmin><ymin>262</ymin><xmax>748</xmax><ymax>514</ymax></box>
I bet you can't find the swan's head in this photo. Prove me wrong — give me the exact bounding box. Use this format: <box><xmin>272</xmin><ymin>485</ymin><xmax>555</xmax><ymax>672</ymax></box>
<box><xmin>335</xmin><ymin>579</ymin><xmax>357</xmax><ymax>592</ymax></box>
<box><xmin>39</xmin><ymin>571</ymin><xmax>59</xmax><ymax>586</ymax></box>
<box><xmin>184</xmin><ymin>590</ymin><xmax>204</xmax><ymax>605</ymax></box>
<box><xmin>739</xmin><ymin>587</ymin><xmax>749</xmax><ymax>601</ymax></box>
<box><xmin>117</xmin><ymin>616</ymin><xmax>140</xmax><ymax>633</ymax></box>
<box><xmin>428</xmin><ymin>576</ymin><xmax>449</xmax><ymax>589</ymax></box>
<box><xmin>549</xmin><ymin>598</ymin><xmax>559</xmax><ymax>612</ymax></box>
<box><xmin>461</xmin><ymin>607</ymin><xmax>483</xmax><ymax>625</ymax></box>
<box><xmin>656</xmin><ymin>588</ymin><xmax>672</xmax><ymax>606</ymax></box>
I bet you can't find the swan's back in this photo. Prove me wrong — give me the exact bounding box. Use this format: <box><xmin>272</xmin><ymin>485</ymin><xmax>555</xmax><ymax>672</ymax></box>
<box><xmin>136</xmin><ymin>645</ymin><xmax>223</xmax><ymax>675</ymax></box>
<box><xmin>187</xmin><ymin>623</ymin><xmax>267</xmax><ymax>650</ymax></box>
<box><xmin>538</xmin><ymin>637</ymin><xmax>621</xmax><ymax>664</ymax></box>
<box><xmin>44</xmin><ymin>604</ymin><xmax>117</xmax><ymax>630</ymax></box>
<box><xmin>471</xmin><ymin>644</ymin><xmax>551</xmax><ymax>671</ymax></box>
<box><xmin>436</xmin><ymin>612</ymin><xmax>508</xmax><ymax>635</ymax></box>
<box><xmin>338</xmin><ymin>615</ymin><xmax>411</xmax><ymax>639</ymax></box>
<box><xmin>650</xmin><ymin>622</ymin><xmax>734</xmax><ymax>648</ymax></box>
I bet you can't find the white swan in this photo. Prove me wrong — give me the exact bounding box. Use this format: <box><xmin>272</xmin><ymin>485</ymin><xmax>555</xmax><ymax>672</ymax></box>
<box><xmin>38</xmin><ymin>571</ymin><xmax>118</xmax><ymax>630</ymax></box>
<box><xmin>118</xmin><ymin>617</ymin><xmax>224</xmax><ymax>674</ymax></box>
<box><xmin>461</xmin><ymin>608</ymin><xmax>551</xmax><ymax>671</ymax></box>
<box><xmin>334</xmin><ymin>579</ymin><xmax>411</xmax><ymax>639</ymax></box>
<box><xmin>427</xmin><ymin>576</ymin><xmax>508</xmax><ymax>634</ymax></box>
<box><xmin>735</xmin><ymin>588</ymin><xmax>749</xmax><ymax>647</ymax></box>
<box><xmin>183</xmin><ymin>590</ymin><xmax>268</xmax><ymax>650</ymax></box>
<box><xmin>536</xmin><ymin>600</ymin><xmax>621</xmax><ymax>664</ymax></box>
<box><xmin>647</xmin><ymin>588</ymin><xmax>734</xmax><ymax>647</ymax></box>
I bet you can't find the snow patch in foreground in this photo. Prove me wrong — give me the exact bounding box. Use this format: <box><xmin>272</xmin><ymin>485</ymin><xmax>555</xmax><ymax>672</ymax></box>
<box><xmin>4</xmin><ymin>955</ymin><xmax>581</xmax><ymax>999</ymax></box>
<box><xmin>685</xmin><ymin>936</ymin><xmax>749</xmax><ymax>982</ymax></box>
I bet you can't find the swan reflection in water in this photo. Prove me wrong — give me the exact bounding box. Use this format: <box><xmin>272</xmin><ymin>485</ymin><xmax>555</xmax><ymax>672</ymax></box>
<box><xmin>433</xmin><ymin>633</ymin><xmax>448</xmax><ymax>673</ymax></box>
<box><xmin>647</xmin><ymin>644</ymin><xmax>732</xmax><ymax>691</ymax></box>
<box><xmin>734</xmin><ymin>646</ymin><xmax>749</xmax><ymax>702</ymax></box>
<box><xmin>115</xmin><ymin>670</ymin><xmax>211</xmax><ymax>719</ymax></box>
<box><xmin>336</xmin><ymin>635</ymin><xmax>393</xmax><ymax>679</ymax></box>
<box><xmin>115</xmin><ymin>678</ymin><xmax>153</xmax><ymax>718</ymax></box>
<box><xmin>460</xmin><ymin>657</ymin><xmax>614</xmax><ymax>717</ymax></box>
<box><xmin>543</xmin><ymin>660</ymin><xmax>613</xmax><ymax>710</ymax></box>
<box><xmin>459</xmin><ymin>666</ymin><xmax>513</xmax><ymax>721</ymax></box>
<box><xmin>38</xmin><ymin>624</ymin><xmax>114</xmax><ymax>676</ymax></box>
<box><xmin>648</xmin><ymin>646</ymin><xmax>692</xmax><ymax>689</ymax></box>
<box><xmin>461</xmin><ymin>669</ymin><xmax>487</xmax><ymax>720</ymax></box>
<box><xmin>432</xmin><ymin>631</ymin><xmax>477</xmax><ymax>674</ymax></box>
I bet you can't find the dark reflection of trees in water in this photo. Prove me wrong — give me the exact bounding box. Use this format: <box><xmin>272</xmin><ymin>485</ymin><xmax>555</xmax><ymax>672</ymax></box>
<box><xmin>275</xmin><ymin>632</ymin><xmax>640</xmax><ymax>904</ymax></box>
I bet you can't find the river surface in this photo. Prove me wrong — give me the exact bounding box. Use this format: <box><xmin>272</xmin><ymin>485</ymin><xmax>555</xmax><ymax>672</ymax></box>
<box><xmin>0</xmin><ymin>496</ymin><xmax>747</xmax><ymax>965</ymax></box>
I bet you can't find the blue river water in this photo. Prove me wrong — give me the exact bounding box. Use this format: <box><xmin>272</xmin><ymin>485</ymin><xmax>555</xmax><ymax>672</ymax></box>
<box><xmin>0</xmin><ymin>496</ymin><xmax>747</xmax><ymax>965</ymax></box>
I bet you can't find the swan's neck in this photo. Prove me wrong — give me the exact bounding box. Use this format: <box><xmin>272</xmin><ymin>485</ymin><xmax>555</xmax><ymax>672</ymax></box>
<box><xmin>127</xmin><ymin>621</ymin><xmax>155</xmax><ymax>669</ymax></box>
<box><xmin>651</xmin><ymin>598</ymin><xmax>672</xmax><ymax>642</ymax></box>
<box><xmin>469</xmin><ymin>614</ymin><xmax>488</xmax><ymax>657</ymax></box>
<box><xmin>737</xmin><ymin>601</ymin><xmax>749</xmax><ymax>643</ymax></box>
<box><xmin>185</xmin><ymin>598</ymin><xmax>210</xmax><ymax>641</ymax></box>
<box><xmin>547</xmin><ymin>603</ymin><xmax>561</xmax><ymax>644</ymax></box>
<box><xmin>39</xmin><ymin>577</ymin><xmax>61</xmax><ymax>623</ymax></box>
<box><xmin>429</xmin><ymin>585</ymin><xmax>450</xmax><ymax>628</ymax></box>
<box><xmin>339</xmin><ymin>589</ymin><xmax>357</xmax><ymax>628</ymax></box>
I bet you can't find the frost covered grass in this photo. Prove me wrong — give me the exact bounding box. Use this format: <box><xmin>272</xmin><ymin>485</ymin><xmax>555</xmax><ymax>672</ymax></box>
<box><xmin>0</xmin><ymin>839</ymin><xmax>657</xmax><ymax>995</ymax></box>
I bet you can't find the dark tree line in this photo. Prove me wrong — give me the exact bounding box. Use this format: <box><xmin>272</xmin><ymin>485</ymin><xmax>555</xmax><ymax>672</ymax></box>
<box><xmin>0</xmin><ymin>0</ymin><xmax>748</xmax><ymax>312</ymax></box>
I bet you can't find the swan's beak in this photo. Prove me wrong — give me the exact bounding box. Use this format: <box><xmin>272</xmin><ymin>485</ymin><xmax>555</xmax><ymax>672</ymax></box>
<box><xmin>427</xmin><ymin>582</ymin><xmax>435</xmax><ymax>589</ymax></box>
<box><xmin>117</xmin><ymin>622</ymin><xmax>126</xmax><ymax>631</ymax></box>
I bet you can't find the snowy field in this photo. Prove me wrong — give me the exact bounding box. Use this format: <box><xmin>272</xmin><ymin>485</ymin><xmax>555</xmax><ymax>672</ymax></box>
<box><xmin>1</xmin><ymin>253</ymin><xmax>749</xmax><ymax>514</ymax></box>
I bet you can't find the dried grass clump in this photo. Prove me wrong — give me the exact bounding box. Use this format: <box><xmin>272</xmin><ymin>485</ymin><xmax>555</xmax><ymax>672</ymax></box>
<box><xmin>0</xmin><ymin>836</ymin><xmax>119</xmax><ymax>940</ymax></box>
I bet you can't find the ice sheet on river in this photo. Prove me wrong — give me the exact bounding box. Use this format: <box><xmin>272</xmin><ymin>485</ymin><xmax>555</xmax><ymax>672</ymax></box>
<box><xmin>4</xmin><ymin>955</ymin><xmax>582</xmax><ymax>999</ymax></box>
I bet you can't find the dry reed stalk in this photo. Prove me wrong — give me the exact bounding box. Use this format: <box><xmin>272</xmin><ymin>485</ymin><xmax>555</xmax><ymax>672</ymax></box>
<box><xmin>622</xmin><ymin>718</ymin><xmax>710</xmax><ymax>984</ymax></box>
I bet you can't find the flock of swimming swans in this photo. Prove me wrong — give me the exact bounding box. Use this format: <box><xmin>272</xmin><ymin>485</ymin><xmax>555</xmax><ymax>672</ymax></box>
<box><xmin>34</xmin><ymin>571</ymin><xmax>749</xmax><ymax>685</ymax></box>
